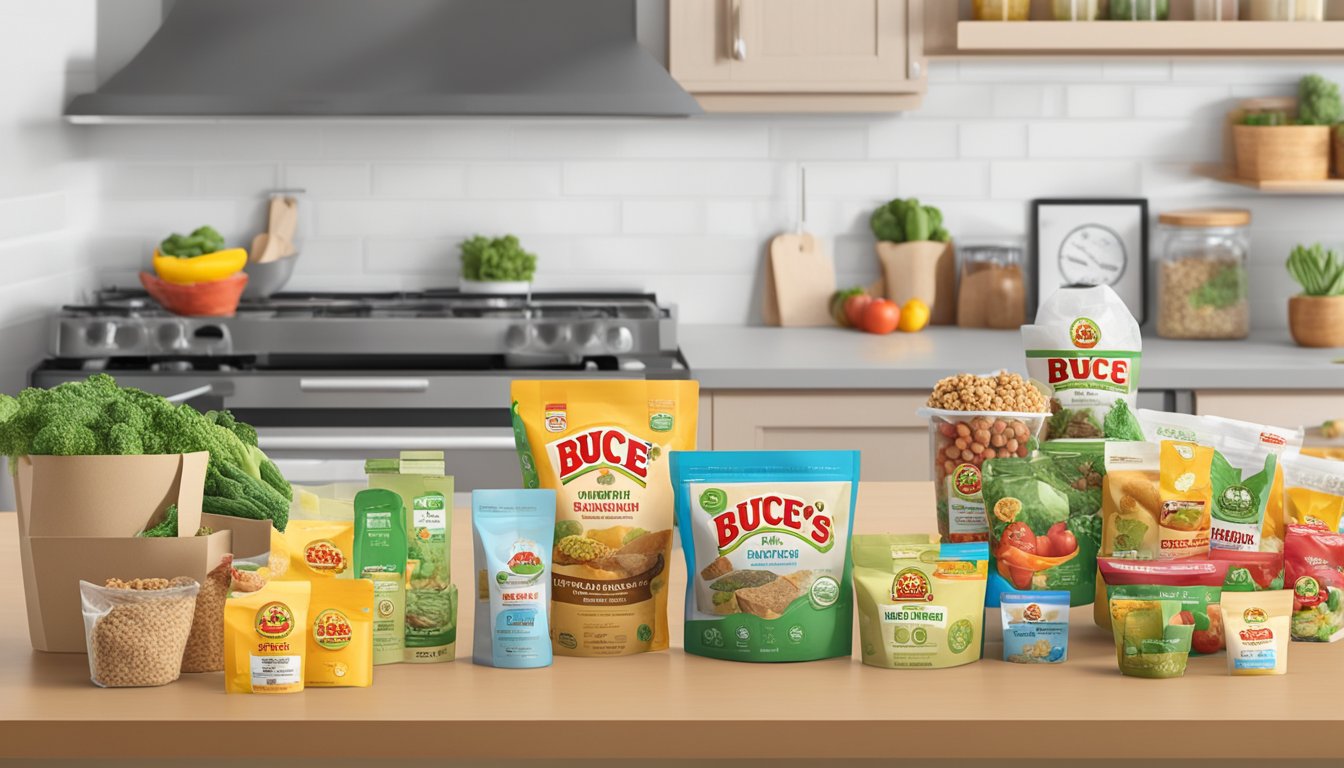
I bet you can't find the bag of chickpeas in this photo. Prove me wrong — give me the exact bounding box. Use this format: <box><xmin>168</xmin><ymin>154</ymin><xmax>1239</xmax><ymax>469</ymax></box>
<box><xmin>80</xmin><ymin>577</ymin><xmax>200</xmax><ymax>688</ymax></box>
<box><xmin>921</xmin><ymin>372</ymin><xmax>1052</xmax><ymax>545</ymax></box>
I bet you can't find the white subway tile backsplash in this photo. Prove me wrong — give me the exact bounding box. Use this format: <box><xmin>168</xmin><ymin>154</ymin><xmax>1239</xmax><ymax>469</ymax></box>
<box><xmin>1066</xmin><ymin>85</ymin><xmax>1133</xmax><ymax>118</ymax></box>
<box><xmin>621</xmin><ymin>200</ymin><xmax>704</xmax><ymax>235</ymax></box>
<box><xmin>992</xmin><ymin>85</ymin><xmax>1065</xmax><ymax>118</ymax></box>
<box><xmin>897</xmin><ymin>162</ymin><xmax>989</xmax><ymax>199</ymax></box>
<box><xmin>563</xmin><ymin>161</ymin><xmax>778</xmax><ymax>197</ymax></box>
<box><xmin>196</xmin><ymin>164</ymin><xmax>279</xmax><ymax>197</ymax></box>
<box><xmin>908</xmin><ymin>84</ymin><xmax>995</xmax><ymax>119</ymax></box>
<box><xmin>364</xmin><ymin>237</ymin><xmax>458</xmax><ymax>275</ymax></box>
<box><xmin>283</xmin><ymin>164</ymin><xmax>371</xmax><ymax>197</ymax></box>
<box><xmin>0</xmin><ymin>192</ymin><xmax>64</xmax><ymax>240</ymax></box>
<box><xmin>569</xmin><ymin>236</ymin><xmax>758</xmax><ymax>275</ymax></box>
<box><xmin>465</xmin><ymin>164</ymin><xmax>563</xmax><ymax>199</ymax></box>
<box><xmin>510</xmin><ymin>122</ymin><xmax>770</xmax><ymax>159</ymax></box>
<box><xmin>292</xmin><ymin>238</ymin><xmax>365</xmax><ymax>275</ymax></box>
<box><xmin>960</xmin><ymin>60</ymin><xmax>1105</xmax><ymax>83</ymax></box>
<box><xmin>990</xmin><ymin>160</ymin><xmax>1141</xmax><ymax>199</ymax></box>
<box><xmin>769</xmin><ymin>126</ymin><xmax>868</xmax><ymax>160</ymax></box>
<box><xmin>97</xmin><ymin>199</ymin><xmax>244</xmax><ymax>237</ymax></box>
<box><xmin>1028</xmin><ymin>121</ymin><xmax>1216</xmax><ymax>160</ymax></box>
<box><xmin>1101</xmin><ymin>61</ymin><xmax>1172</xmax><ymax>82</ymax></box>
<box><xmin>804</xmin><ymin>163</ymin><xmax>900</xmax><ymax>198</ymax></box>
<box><xmin>372</xmin><ymin>164</ymin><xmax>467</xmax><ymax>198</ymax></box>
<box><xmin>318</xmin><ymin>200</ymin><xmax>620</xmax><ymax>237</ymax></box>
<box><xmin>1134</xmin><ymin>85</ymin><xmax>1233</xmax><ymax>118</ymax></box>
<box><xmin>959</xmin><ymin>122</ymin><xmax>1027</xmax><ymax>159</ymax></box>
<box><xmin>868</xmin><ymin>120</ymin><xmax>960</xmax><ymax>159</ymax></box>
<box><xmin>99</xmin><ymin>164</ymin><xmax>196</xmax><ymax>198</ymax></box>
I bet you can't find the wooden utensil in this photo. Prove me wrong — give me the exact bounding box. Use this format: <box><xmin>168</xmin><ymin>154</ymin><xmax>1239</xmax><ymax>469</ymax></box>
<box><xmin>252</xmin><ymin>196</ymin><xmax>299</xmax><ymax>264</ymax></box>
<box><xmin>767</xmin><ymin>167</ymin><xmax>836</xmax><ymax>326</ymax></box>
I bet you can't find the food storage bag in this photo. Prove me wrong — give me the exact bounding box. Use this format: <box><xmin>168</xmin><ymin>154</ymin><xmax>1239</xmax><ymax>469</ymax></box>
<box><xmin>81</xmin><ymin>577</ymin><xmax>200</xmax><ymax>688</ymax></box>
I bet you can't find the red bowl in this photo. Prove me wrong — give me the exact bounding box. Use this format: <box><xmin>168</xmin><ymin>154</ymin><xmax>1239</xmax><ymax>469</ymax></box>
<box><xmin>139</xmin><ymin>271</ymin><xmax>248</xmax><ymax>317</ymax></box>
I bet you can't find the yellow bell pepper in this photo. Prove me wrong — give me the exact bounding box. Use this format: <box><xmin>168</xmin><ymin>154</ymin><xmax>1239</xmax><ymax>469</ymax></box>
<box><xmin>152</xmin><ymin>248</ymin><xmax>248</xmax><ymax>285</ymax></box>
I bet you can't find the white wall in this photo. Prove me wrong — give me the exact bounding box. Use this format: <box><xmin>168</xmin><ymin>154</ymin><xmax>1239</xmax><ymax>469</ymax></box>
<box><xmin>85</xmin><ymin>56</ymin><xmax>1342</xmax><ymax>329</ymax></box>
<box><xmin>0</xmin><ymin>0</ymin><xmax>97</xmax><ymax>394</ymax></box>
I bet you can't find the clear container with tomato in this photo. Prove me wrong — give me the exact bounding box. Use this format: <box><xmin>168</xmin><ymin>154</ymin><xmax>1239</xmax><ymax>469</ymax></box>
<box><xmin>922</xmin><ymin>408</ymin><xmax>1049</xmax><ymax>544</ymax></box>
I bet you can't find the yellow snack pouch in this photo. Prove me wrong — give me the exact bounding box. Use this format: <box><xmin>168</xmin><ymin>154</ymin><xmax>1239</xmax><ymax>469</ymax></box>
<box><xmin>1158</xmin><ymin>440</ymin><xmax>1213</xmax><ymax>560</ymax></box>
<box><xmin>510</xmin><ymin>380</ymin><xmax>699</xmax><ymax>657</ymax></box>
<box><xmin>1283</xmin><ymin>452</ymin><xmax>1344</xmax><ymax>532</ymax></box>
<box><xmin>225</xmin><ymin>580</ymin><xmax>311</xmax><ymax>694</ymax></box>
<box><xmin>271</xmin><ymin>520</ymin><xmax>354</xmax><ymax>580</ymax></box>
<box><xmin>306</xmin><ymin>579</ymin><xmax>374</xmax><ymax>688</ymax></box>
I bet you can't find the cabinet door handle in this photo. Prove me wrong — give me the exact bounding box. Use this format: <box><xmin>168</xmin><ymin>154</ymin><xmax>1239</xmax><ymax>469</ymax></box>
<box><xmin>730</xmin><ymin>0</ymin><xmax>747</xmax><ymax>61</ymax></box>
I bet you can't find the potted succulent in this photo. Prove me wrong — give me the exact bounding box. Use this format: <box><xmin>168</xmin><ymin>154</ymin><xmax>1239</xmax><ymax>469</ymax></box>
<box><xmin>1234</xmin><ymin>75</ymin><xmax>1341</xmax><ymax>182</ymax></box>
<box><xmin>870</xmin><ymin>198</ymin><xmax>955</xmax><ymax>326</ymax></box>
<box><xmin>459</xmin><ymin>234</ymin><xmax>537</xmax><ymax>294</ymax></box>
<box><xmin>1286</xmin><ymin>243</ymin><xmax>1344</xmax><ymax>348</ymax></box>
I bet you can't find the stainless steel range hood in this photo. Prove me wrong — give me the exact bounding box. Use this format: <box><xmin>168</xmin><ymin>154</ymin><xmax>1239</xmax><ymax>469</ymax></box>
<box><xmin>66</xmin><ymin>0</ymin><xmax>701</xmax><ymax>121</ymax></box>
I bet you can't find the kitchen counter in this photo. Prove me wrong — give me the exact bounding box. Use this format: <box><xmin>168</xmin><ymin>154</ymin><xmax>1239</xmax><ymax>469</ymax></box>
<box><xmin>3</xmin><ymin>482</ymin><xmax>1344</xmax><ymax>762</ymax></box>
<box><xmin>680</xmin><ymin>325</ymin><xmax>1344</xmax><ymax>390</ymax></box>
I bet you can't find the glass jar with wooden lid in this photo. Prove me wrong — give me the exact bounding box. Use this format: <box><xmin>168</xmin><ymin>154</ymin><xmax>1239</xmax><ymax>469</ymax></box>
<box><xmin>1157</xmin><ymin>208</ymin><xmax>1250</xmax><ymax>340</ymax></box>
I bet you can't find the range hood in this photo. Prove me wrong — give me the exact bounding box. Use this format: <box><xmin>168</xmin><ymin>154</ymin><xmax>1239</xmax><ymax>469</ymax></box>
<box><xmin>66</xmin><ymin>0</ymin><xmax>701</xmax><ymax>121</ymax></box>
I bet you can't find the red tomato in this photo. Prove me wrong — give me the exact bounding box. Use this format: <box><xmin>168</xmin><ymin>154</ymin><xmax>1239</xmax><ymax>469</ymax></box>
<box><xmin>1172</xmin><ymin>610</ymin><xmax>1195</xmax><ymax>626</ymax></box>
<box><xmin>1047</xmin><ymin>521</ymin><xmax>1068</xmax><ymax>538</ymax></box>
<box><xmin>1049</xmin><ymin>529</ymin><xmax>1078</xmax><ymax>556</ymax></box>
<box><xmin>861</xmin><ymin>299</ymin><xmax>900</xmax><ymax>335</ymax></box>
<box><xmin>844</xmin><ymin>294</ymin><xmax>874</xmax><ymax>328</ymax></box>
<box><xmin>1009</xmin><ymin>565</ymin><xmax>1034</xmax><ymax>590</ymax></box>
<box><xmin>1035</xmin><ymin>535</ymin><xmax>1054</xmax><ymax>558</ymax></box>
<box><xmin>1002</xmin><ymin>522</ymin><xmax>1036</xmax><ymax>554</ymax></box>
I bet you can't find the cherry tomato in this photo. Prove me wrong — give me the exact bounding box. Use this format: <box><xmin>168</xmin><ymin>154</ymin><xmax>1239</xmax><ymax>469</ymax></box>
<box><xmin>860</xmin><ymin>299</ymin><xmax>900</xmax><ymax>335</ymax></box>
<box><xmin>1047</xmin><ymin>521</ymin><xmax>1068</xmax><ymax>538</ymax></box>
<box><xmin>1050</xmin><ymin>529</ymin><xmax>1078</xmax><ymax>556</ymax></box>
<box><xmin>844</xmin><ymin>294</ymin><xmax>873</xmax><ymax>328</ymax></box>
<box><xmin>1035</xmin><ymin>534</ymin><xmax>1054</xmax><ymax>558</ymax></box>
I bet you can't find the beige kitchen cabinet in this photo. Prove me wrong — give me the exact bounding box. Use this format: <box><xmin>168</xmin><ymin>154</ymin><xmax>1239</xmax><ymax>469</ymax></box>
<box><xmin>1195</xmin><ymin>390</ymin><xmax>1344</xmax><ymax>431</ymax></box>
<box><xmin>709</xmin><ymin>391</ymin><xmax>930</xmax><ymax>481</ymax></box>
<box><xmin>668</xmin><ymin>0</ymin><xmax>926</xmax><ymax>112</ymax></box>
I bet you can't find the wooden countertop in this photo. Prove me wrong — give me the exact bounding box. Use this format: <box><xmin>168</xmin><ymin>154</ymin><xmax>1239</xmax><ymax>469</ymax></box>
<box><xmin>2</xmin><ymin>482</ymin><xmax>1342</xmax><ymax>762</ymax></box>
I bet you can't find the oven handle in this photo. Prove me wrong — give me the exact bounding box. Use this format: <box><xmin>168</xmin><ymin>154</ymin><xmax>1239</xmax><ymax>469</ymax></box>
<box><xmin>258</xmin><ymin>435</ymin><xmax>516</xmax><ymax>451</ymax></box>
<box><xmin>298</xmin><ymin>378</ymin><xmax>431</xmax><ymax>393</ymax></box>
<box><xmin>165</xmin><ymin>384</ymin><xmax>214</xmax><ymax>403</ymax></box>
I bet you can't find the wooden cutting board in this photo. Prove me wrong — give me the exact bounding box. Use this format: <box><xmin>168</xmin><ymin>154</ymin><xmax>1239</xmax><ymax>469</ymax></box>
<box><xmin>768</xmin><ymin>232</ymin><xmax>835</xmax><ymax>327</ymax></box>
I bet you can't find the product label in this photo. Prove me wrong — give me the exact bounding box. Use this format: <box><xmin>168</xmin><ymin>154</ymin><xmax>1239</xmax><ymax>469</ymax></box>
<box><xmin>249</xmin><ymin>654</ymin><xmax>301</xmax><ymax>689</ymax></box>
<box><xmin>312</xmin><ymin>609</ymin><xmax>353</xmax><ymax>651</ymax></box>
<box><xmin>946</xmin><ymin>468</ymin><xmax>988</xmax><ymax>535</ymax></box>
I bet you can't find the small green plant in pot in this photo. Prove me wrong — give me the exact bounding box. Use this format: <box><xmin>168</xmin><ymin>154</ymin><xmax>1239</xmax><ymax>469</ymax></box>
<box><xmin>1286</xmin><ymin>243</ymin><xmax>1344</xmax><ymax>348</ymax></box>
<box><xmin>1233</xmin><ymin>75</ymin><xmax>1340</xmax><ymax>182</ymax></box>
<box><xmin>459</xmin><ymin>234</ymin><xmax>537</xmax><ymax>294</ymax></box>
<box><xmin>870</xmin><ymin>198</ymin><xmax>955</xmax><ymax>326</ymax></box>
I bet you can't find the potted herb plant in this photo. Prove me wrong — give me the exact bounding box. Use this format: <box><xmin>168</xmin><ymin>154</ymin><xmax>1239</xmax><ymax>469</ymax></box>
<box><xmin>459</xmin><ymin>234</ymin><xmax>537</xmax><ymax>294</ymax></box>
<box><xmin>1234</xmin><ymin>75</ymin><xmax>1341</xmax><ymax>182</ymax></box>
<box><xmin>1286</xmin><ymin>243</ymin><xmax>1344</xmax><ymax>348</ymax></box>
<box><xmin>870</xmin><ymin>198</ymin><xmax>955</xmax><ymax>325</ymax></box>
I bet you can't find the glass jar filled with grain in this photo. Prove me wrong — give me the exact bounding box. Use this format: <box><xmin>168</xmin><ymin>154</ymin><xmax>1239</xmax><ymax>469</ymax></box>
<box><xmin>1157</xmin><ymin>208</ymin><xmax>1251</xmax><ymax>340</ymax></box>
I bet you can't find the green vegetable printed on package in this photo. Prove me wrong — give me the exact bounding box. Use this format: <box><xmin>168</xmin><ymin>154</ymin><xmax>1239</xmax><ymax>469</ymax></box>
<box><xmin>0</xmin><ymin>375</ymin><xmax>291</xmax><ymax>530</ymax></box>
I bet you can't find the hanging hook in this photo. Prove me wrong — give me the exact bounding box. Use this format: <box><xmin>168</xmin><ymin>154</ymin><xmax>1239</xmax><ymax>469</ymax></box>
<box><xmin>797</xmin><ymin>164</ymin><xmax>807</xmax><ymax>241</ymax></box>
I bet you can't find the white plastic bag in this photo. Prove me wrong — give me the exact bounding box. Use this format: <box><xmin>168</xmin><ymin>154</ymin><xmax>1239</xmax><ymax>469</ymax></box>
<box><xmin>1022</xmin><ymin>285</ymin><xmax>1142</xmax><ymax>441</ymax></box>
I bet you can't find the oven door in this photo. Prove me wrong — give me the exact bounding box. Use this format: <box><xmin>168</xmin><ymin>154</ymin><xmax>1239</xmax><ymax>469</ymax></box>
<box><xmin>258</xmin><ymin>426</ymin><xmax>519</xmax><ymax>488</ymax></box>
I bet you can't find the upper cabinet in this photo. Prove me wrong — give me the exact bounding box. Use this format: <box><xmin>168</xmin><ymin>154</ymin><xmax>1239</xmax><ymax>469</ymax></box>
<box><xmin>668</xmin><ymin>0</ymin><xmax>927</xmax><ymax>112</ymax></box>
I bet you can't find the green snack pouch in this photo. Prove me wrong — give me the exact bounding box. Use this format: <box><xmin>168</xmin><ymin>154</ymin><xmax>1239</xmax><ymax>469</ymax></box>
<box><xmin>354</xmin><ymin>488</ymin><xmax>408</xmax><ymax>666</ymax></box>
<box><xmin>1110</xmin><ymin>598</ymin><xmax>1193</xmax><ymax>679</ymax></box>
<box><xmin>1099</xmin><ymin>558</ymin><xmax>1230</xmax><ymax>655</ymax></box>
<box><xmin>367</xmin><ymin>451</ymin><xmax>457</xmax><ymax>663</ymax></box>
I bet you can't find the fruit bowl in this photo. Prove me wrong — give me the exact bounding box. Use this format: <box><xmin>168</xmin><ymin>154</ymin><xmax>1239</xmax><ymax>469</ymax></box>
<box><xmin>139</xmin><ymin>271</ymin><xmax>248</xmax><ymax>317</ymax></box>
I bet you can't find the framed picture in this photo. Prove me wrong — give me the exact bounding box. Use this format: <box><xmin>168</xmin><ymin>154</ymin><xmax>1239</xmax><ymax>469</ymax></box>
<box><xmin>1031</xmin><ymin>198</ymin><xmax>1148</xmax><ymax>324</ymax></box>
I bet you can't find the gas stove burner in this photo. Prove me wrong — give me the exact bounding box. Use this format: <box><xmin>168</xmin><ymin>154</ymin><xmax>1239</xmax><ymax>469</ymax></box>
<box><xmin>51</xmin><ymin>287</ymin><xmax>679</xmax><ymax>369</ymax></box>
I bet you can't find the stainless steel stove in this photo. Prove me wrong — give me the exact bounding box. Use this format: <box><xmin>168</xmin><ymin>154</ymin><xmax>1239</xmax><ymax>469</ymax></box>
<box><xmin>34</xmin><ymin>288</ymin><xmax>688</xmax><ymax>489</ymax></box>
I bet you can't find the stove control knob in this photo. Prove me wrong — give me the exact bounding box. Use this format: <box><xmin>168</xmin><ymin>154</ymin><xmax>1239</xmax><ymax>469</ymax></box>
<box><xmin>606</xmin><ymin>325</ymin><xmax>633</xmax><ymax>353</ymax></box>
<box><xmin>85</xmin><ymin>321</ymin><xmax>117</xmax><ymax>349</ymax></box>
<box><xmin>505</xmin><ymin>324</ymin><xmax>534</xmax><ymax>352</ymax></box>
<box><xmin>157</xmin><ymin>323</ymin><xmax>188</xmax><ymax>350</ymax></box>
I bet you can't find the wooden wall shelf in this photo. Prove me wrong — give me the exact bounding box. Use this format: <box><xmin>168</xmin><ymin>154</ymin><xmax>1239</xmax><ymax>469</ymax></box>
<box><xmin>1195</xmin><ymin>165</ymin><xmax>1344</xmax><ymax>194</ymax></box>
<box><xmin>955</xmin><ymin>20</ymin><xmax>1344</xmax><ymax>54</ymax></box>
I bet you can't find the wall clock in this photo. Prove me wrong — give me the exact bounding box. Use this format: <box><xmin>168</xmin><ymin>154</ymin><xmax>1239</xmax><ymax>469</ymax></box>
<box><xmin>1032</xmin><ymin>199</ymin><xmax>1148</xmax><ymax>324</ymax></box>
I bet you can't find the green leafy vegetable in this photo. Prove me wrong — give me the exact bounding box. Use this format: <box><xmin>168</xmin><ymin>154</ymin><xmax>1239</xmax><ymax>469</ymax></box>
<box><xmin>1103</xmin><ymin>400</ymin><xmax>1145</xmax><ymax>441</ymax></box>
<box><xmin>1298</xmin><ymin>74</ymin><xmax>1343</xmax><ymax>126</ymax></box>
<box><xmin>1113</xmin><ymin>517</ymin><xmax>1150</xmax><ymax>552</ymax></box>
<box><xmin>139</xmin><ymin>505</ymin><xmax>179</xmax><ymax>538</ymax></box>
<box><xmin>1190</xmin><ymin>264</ymin><xmax>1247</xmax><ymax>310</ymax></box>
<box><xmin>1242</xmin><ymin>110</ymin><xmax>1291</xmax><ymax>126</ymax></box>
<box><xmin>1286</xmin><ymin>243</ymin><xmax>1344</xmax><ymax>297</ymax></box>
<box><xmin>0</xmin><ymin>374</ymin><xmax>291</xmax><ymax>531</ymax></box>
<box><xmin>159</xmin><ymin>226</ymin><xmax>226</xmax><ymax>258</ymax></box>
<box><xmin>870</xmin><ymin>198</ymin><xmax>950</xmax><ymax>244</ymax></box>
<box><xmin>460</xmin><ymin>234</ymin><xmax>537</xmax><ymax>282</ymax></box>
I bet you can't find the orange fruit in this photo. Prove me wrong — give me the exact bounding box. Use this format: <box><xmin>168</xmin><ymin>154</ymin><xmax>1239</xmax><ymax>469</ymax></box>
<box><xmin>898</xmin><ymin>299</ymin><xmax>931</xmax><ymax>332</ymax></box>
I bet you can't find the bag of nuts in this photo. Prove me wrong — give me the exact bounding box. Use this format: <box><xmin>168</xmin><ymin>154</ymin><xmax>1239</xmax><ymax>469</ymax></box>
<box><xmin>80</xmin><ymin>577</ymin><xmax>200</xmax><ymax>688</ymax></box>
<box><xmin>922</xmin><ymin>371</ymin><xmax>1051</xmax><ymax>544</ymax></box>
<box><xmin>181</xmin><ymin>555</ymin><xmax>233</xmax><ymax>673</ymax></box>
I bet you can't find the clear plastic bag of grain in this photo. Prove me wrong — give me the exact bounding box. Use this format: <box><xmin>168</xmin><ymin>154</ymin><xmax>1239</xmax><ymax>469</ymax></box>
<box><xmin>80</xmin><ymin>577</ymin><xmax>199</xmax><ymax>688</ymax></box>
<box><xmin>181</xmin><ymin>555</ymin><xmax>233</xmax><ymax>673</ymax></box>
